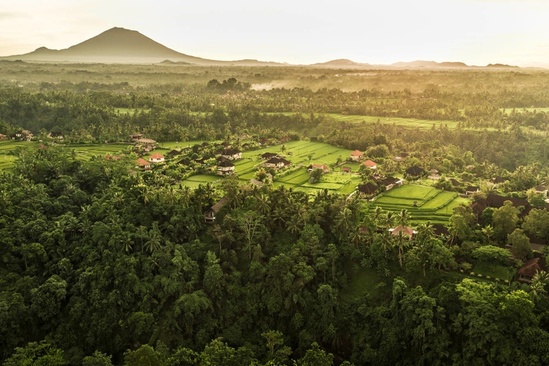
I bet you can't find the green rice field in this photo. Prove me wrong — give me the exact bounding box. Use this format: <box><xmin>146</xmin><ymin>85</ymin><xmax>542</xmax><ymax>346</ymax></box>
<box><xmin>369</xmin><ymin>184</ymin><xmax>469</xmax><ymax>223</ymax></box>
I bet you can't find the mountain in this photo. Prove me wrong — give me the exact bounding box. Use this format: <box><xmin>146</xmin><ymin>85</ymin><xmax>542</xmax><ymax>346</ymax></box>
<box><xmin>486</xmin><ymin>63</ymin><xmax>518</xmax><ymax>68</ymax></box>
<box><xmin>311</xmin><ymin>59</ymin><xmax>373</xmax><ymax>68</ymax></box>
<box><xmin>391</xmin><ymin>60</ymin><xmax>469</xmax><ymax>68</ymax></box>
<box><xmin>1</xmin><ymin>27</ymin><xmax>281</xmax><ymax>65</ymax></box>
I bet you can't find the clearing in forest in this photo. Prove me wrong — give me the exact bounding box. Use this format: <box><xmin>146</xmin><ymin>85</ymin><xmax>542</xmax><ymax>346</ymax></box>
<box><xmin>369</xmin><ymin>184</ymin><xmax>468</xmax><ymax>223</ymax></box>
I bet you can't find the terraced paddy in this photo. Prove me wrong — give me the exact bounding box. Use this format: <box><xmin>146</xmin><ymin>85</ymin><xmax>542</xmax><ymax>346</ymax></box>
<box><xmin>369</xmin><ymin>184</ymin><xmax>469</xmax><ymax>223</ymax></box>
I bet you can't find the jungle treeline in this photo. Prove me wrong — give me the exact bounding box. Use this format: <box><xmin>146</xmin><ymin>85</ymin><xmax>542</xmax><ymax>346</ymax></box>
<box><xmin>2</xmin><ymin>146</ymin><xmax>549</xmax><ymax>365</ymax></box>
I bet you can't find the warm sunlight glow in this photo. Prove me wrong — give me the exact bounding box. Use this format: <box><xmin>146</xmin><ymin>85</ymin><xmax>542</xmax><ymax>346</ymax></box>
<box><xmin>1</xmin><ymin>0</ymin><xmax>548</xmax><ymax>67</ymax></box>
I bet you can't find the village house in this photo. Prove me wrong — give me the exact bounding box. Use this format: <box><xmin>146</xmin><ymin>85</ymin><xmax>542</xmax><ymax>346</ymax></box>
<box><xmin>307</xmin><ymin>164</ymin><xmax>330</xmax><ymax>173</ymax></box>
<box><xmin>136</xmin><ymin>158</ymin><xmax>151</xmax><ymax>170</ymax></box>
<box><xmin>217</xmin><ymin>160</ymin><xmax>235</xmax><ymax>175</ymax></box>
<box><xmin>390</xmin><ymin>225</ymin><xmax>416</xmax><ymax>238</ymax></box>
<box><xmin>465</xmin><ymin>185</ymin><xmax>480</xmax><ymax>196</ymax></box>
<box><xmin>428</xmin><ymin>169</ymin><xmax>440</xmax><ymax>180</ymax></box>
<box><xmin>261</xmin><ymin>152</ymin><xmax>279</xmax><ymax>160</ymax></box>
<box><xmin>149</xmin><ymin>153</ymin><xmax>165</xmax><ymax>163</ymax></box>
<box><xmin>405</xmin><ymin>165</ymin><xmax>425</xmax><ymax>179</ymax></box>
<box><xmin>15</xmin><ymin>130</ymin><xmax>33</xmax><ymax>141</ymax></box>
<box><xmin>379</xmin><ymin>176</ymin><xmax>403</xmax><ymax>191</ymax></box>
<box><xmin>350</xmin><ymin>150</ymin><xmax>364</xmax><ymax>161</ymax></box>
<box><xmin>517</xmin><ymin>257</ymin><xmax>545</xmax><ymax>283</ymax></box>
<box><xmin>221</xmin><ymin>148</ymin><xmax>242</xmax><ymax>161</ymax></box>
<box><xmin>264</xmin><ymin>157</ymin><xmax>291</xmax><ymax>170</ymax></box>
<box><xmin>135</xmin><ymin>138</ymin><xmax>158</xmax><ymax>152</ymax></box>
<box><xmin>357</xmin><ymin>182</ymin><xmax>379</xmax><ymax>198</ymax></box>
<box><xmin>363</xmin><ymin>159</ymin><xmax>377</xmax><ymax>170</ymax></box>
<box><xmin>204</xmin><ymin>197</ymin><xmax>229</xmax><ymax>224</ymax></box>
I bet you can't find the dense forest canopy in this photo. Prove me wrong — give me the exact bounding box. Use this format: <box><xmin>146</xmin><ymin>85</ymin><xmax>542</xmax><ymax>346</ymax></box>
<box><xmin>2</xmin><ymin>61</ymin><xmax>549</xmax><ymax>365</ymax></box>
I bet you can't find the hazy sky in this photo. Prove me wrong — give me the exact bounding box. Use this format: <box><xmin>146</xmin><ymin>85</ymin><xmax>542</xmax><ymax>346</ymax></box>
<box><xmin>1</xmin><ymin>0</ymin><xmax>548</xmax><ymax>66</ymax></box>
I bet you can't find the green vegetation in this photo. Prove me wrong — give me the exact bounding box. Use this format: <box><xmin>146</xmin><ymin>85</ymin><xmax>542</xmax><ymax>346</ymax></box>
<box><xmin>2</xmin><ymin>62</ymin><xmax>549</xmax><ymax>365</ymax></box>
<box><xmin>370</xmin><ymin>185</ymin><xmax>466</xmax><ymax>223</ymax></box>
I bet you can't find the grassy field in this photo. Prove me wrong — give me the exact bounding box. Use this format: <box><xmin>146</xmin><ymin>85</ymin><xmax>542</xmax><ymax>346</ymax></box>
<box><xmin>369</xmin><ymin>184</ymin><xmax>468</xmax><ymax>223</ymax></box>
<box><xmin>180</xmin><ymin>174</ymin><xmax>221</xmax><ymax>189</ymax></box>
<box><xmin>472</xmin><ymin>262</ymin><xmax>515</xmax><ymax>282</ymax></box>
<box><xmin>68</xmin><ymin>144</ymin><xmax>131</xmax><ymax>160</ymax></box>
<box><xmin>325</xmin><ymin>113</ymin><xmax>460</xmax><ymax>130</ymax></box>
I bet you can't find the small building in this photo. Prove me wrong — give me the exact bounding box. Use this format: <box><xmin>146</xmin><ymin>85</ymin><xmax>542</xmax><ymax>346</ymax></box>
<box><xmin>135</xmin><ymin>138</ymin><xmax>158</xmax><ymax>152</ymax></box>
<box><xmin>517</xmin><ymin>257</ymin><xmax>544</xmax><ymax>283</ymax></box>
<box><xmin>221</xmin><ymin>148</ymin><xmax>242</xmax><ymax>161</ymax></box>
<box><xmin>136</xmin><ymin>158</ymin><xmax>151</xmax><ymax>170</ymax></box>
<box><xmin>264</xmin><ymin>157</ymin><xmax>291</xmax><ymax>170</ymax></box>
<box><xmin>363</xmin><ymin>160</ymin><xmax>377</xmax><ymax>170</ymax></box>
<box><xmin>204</xmin><ymin>197</ymin><xmax>229</xmax><ymax>224</ymax></box>
<box><xmin>350</xmin><ymin>150</ymin><xmax>364</xmax><ymax>161</ymax></box>
<box><xmin>0</xmin><ymin>134</ymin><xmax>7</xmax><ymax>140</ymax></box>
<box><xmin>405</xmin><ymin>166</ymin><xmax>425</xmax><ymax>179</ymax></box>
<box><xmin>261</xmin><ymin>152</ymin><xmax>279</xmax><ymax>160</ymax></box>
<box><xmin>308</xmin><ymin>164</ymin><xmax>330</xmax><ymax>173</ymax></box>
<box><xmin>341</xmin><ymin>166</ymin><xmax>352</xmax><ymax>173</ymax></box>
<box><xmin>379</xmin><ymin>176</ymin><xmax>403</xmax><ymax>191</ymax></box>
<box><xmin>390</xmin><ymin>225</ymin><xmax>416</xmax><ymax>237</ymax></box>
<box><xmin>149</xmin><ymin>153</ymin><xmax>165</xmax><ymax>163</ymax></box>
<box><xmin>217</xmin><ymin>160</ymin><xmax>235</xmax><ymax>175</ymax></box>
<box><xmin>358</xmin><ymin>182</ymin><xmax>379</xmax><ymax>198</ymax></box>
<box><xmin>465</xmin><ymin>186</ymin><xmax>480</xmax><ymax>196</ymax></box>
<box><xmin>15</xmin><ymin>130</ymin><xmax>33</xmax><ymax>141</ymax></box>
<box><xmin>130</xmin><ymin>133</ymin><xmax>143</xmax><ymax>141</ymax></box>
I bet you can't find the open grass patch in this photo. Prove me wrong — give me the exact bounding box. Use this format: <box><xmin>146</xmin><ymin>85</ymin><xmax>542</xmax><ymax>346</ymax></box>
<box><xmin>181</xmin><ymin>174</ymin><xmax>221</xmax><ymax>188</ymax></box>
<box><xmin>382</xmin><ymin>184</ymin><xmax>438</xmax><ymax>201</ymax></box>
<box><xmin>472</xmin><ymin>261</ymin><xmax>515</xmax><ymax>282</ymax></box>
<box><xmin>420</xmin><ymin>191</ymin><xmax>458</xmax><ymax>209</ymax></box>
<box><xmin>341</xmin><ymin>266</ymin><xmax>389</xmax><ymax>299</ymax></box>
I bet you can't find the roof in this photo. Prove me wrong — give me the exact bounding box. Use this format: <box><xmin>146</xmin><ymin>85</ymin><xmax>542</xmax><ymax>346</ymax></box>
<box><xmin>261</xmin><ymin>152</ymin><xmax>278</xmax><ymax>159</ymax></box>
<box><xmin>309</xmin><ymin>164</ymin><xmax>329</xmax><ymax>172</ymax></box>
<box><xmin>208</xmin><ymin>197</ymin><xmax>229</xmax><ymax>214</ymax></box>
<box><xmin>218</xmin><ymin>160</ymin><xmax>235</xmax><ymax>167</ymax></box>
<box><xmin>380</xmin><ymin>176</ymin><xmax>401</xmax><ymax>186</ymax></box>
<box><xmin>358</xmin><ymin>182</ymin><xmax>378</xmax><ymax>195</ymax></box>
<box><xmin>518</xmin><ymin>257</ymin><xmax>542</xmax><ymax>278</ymax></box>
<box><xmin>363</xmin><ymin>160</ymin><xmax>377</xmax><ymax>168</ymax></box>
<box><xmin>351</xmin><ymin>150</ymin><xmax>364</xmax><ymax>156</ymax></box>
<box><xmin>136</xmin><ymin>138</ymin><xmax>157</xmax><ymax>144</ymax></box>
<box><xmin>136</xmin><ymin>158</ymin><xmax>150</xmax><ymax>166</ymax></box>
<box><xmin>406</xmin><ymin>166</ymin><xmax>425</xmax><ymax>176</ymax></box>
<box><xmin>149</xmin><ymin>153</ymin><xmax>164</xmax><ymax>160</ymax></box>
<box><xmin>391</xmin><ymin>225</ymin><xmax>415</xmax><ymax>237</ymax></box>
<box><xmin>265</xmin><ymin>157</ymin><xmax>290</xmax><ymax>165</ymax></box>
<box><xmin>222</xmin><ymin>148</ymin><xmax>241</xmax><ymax>155</ymax></box>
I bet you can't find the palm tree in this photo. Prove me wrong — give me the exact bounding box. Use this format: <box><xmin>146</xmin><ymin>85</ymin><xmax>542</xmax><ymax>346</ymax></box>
<box><xmin>531</xmin><ymin>270</ymin><xmax>549</xmax><ymax>301</ymax></box>
<box><xmin>145</xmin><ymin>222</ymin><xmax>163</xmax><ymax>254</ymax></box>
<box><xmin>397</xmin><ymin>209</ymin><xmax>410</xmax><ymax>227</ymax></box>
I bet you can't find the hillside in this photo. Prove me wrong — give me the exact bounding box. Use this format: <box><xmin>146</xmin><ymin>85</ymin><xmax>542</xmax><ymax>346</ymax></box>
<box><xmin>1</xmin><ymin>27</ymin><xmax>281</xmax><ymax>65</ymax></box>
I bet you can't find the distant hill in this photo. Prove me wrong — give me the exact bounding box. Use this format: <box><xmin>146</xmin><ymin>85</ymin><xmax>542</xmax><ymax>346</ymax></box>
<box><xmin>391</xmin><ymin>60</ymin><xmax>469</xmax><ymax>68</ymax></box>
<box><xmin>486</xmin><ymin>63</ymin><xmax>518</xmax><ymax>68</ymax></box>
<box><xmin>311</xmin><ymin>59</ymin><xmax>373</xmax><ymax>68</ymax></box>
<box><xmin>1</xmin><ymin>27</ymin><xmax>282</xmax><ymax>65</ymax></box>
